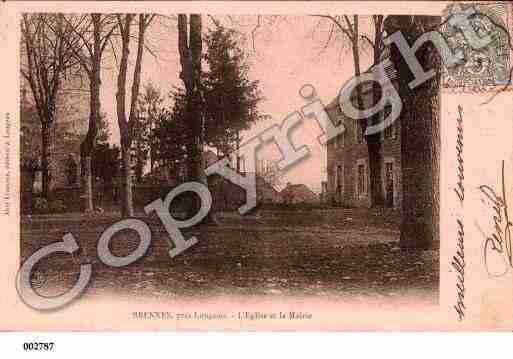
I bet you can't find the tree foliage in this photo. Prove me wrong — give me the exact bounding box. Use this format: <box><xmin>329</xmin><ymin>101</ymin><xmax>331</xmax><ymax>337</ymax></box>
<box><xmin>133</xmin><ymin>81</ymin><xmax>164</xmax><ymax>178</ymax></box>
<box><xmin>152</xmin><ymin>89</ymin><xmax>189</xmax><ymax>178</ymax></box>
<box><xmin>149</xmin><ymin>22</ymin><xmax>265</xmax><ymax>182</ymax></box>
<box><xmin>203</xmin><ymin>24</ymin><xmax>266</xmax><ymax>155</ymax></box>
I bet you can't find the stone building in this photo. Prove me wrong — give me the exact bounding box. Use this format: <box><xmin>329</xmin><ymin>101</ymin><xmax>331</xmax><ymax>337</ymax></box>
<box><xmin>20</xmin><ymin>77</ymin><xmax>87</xmax><ymax>193</ymax></box>
<box><xmin>325</xmin><ymin>59</ymin><xmax>402</xmax><ymax>209</ymax></box>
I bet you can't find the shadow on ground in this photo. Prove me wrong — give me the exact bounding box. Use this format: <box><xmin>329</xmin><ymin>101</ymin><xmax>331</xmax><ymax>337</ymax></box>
<box><xmin>21</xmin><ymin>207</ymin><xmax>438</xmax><ymax>303</ymax></box>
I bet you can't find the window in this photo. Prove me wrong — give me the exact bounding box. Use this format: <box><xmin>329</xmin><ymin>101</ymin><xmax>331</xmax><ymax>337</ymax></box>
<box><xmin>357</xmin><ymin>164</ymin><xmax>365</xmax><ymax>195</ymax></box>
<box><xmin>336</xmin><ymin>165</ymin><xmax>343</xmax><ymax>198</ymax></box>
<box><xmin>356</xmin><ymin>125</ymin><xmax>364</xmax><ymax>144</ymax></box>
<box><xmin>386</xmin><ymin>161</ymin><xmax>393</xmax><ymax>176</ymax></box>
<box><xmin>178</xmin><ymin>163</ymin><xmax>188</xmax><ymax>182</ymax></box>
<box><xmin>384</xmin><ymin>161</ymin><xmax>394</xmax><ymax>207</ymax></box>
<box><xmin>336</xmin><ymin>165</ymin><xmax>343</xmax><ymax>187</ymax></box>
<box><xmin>239</xmin><ymin>156</ymin><xmax>246</xmax><ymax>173</ymax></box>
<box><xmin>65</xmin><ymin>157</ymin><xmax>78</xmax><ymax>186</ymax></box>
<box><xmin>384</xmin><ymin>122</ymin><xmax>396</xmax><ymax>140</ymax></box>
<box><xmin>385</xmin><ymin>162</ymin><xmax>393</xmax><ymax>189</ymax></box>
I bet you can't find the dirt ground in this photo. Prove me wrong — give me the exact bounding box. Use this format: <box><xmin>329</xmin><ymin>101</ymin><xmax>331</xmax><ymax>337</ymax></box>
<box><xmin>21</xmin><ymin>207</ymin><xmax>439</xmax><ymax>304</ymax></box>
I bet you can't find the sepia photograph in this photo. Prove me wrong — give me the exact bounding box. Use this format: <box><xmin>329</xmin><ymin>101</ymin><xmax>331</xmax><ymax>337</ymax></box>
<box><xmin>18</xmin><ymin>11</ymin><xmax>445</xmax><ymax>309</ymax></box>
<box><xmin>0</xmin><ymin>0</ymin><xmax>510</xmax><ymax>341</ymax></box>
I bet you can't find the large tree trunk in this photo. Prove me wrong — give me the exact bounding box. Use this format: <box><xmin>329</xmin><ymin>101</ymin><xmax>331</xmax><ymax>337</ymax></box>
<box><xmin>236</xmin><ymin>131</ymin><xmax>241</xmax><ymax>172</ymax></box>
<box><xmin>26</xmin><ymin>168</ymin><xmax>37</xmax><ymax>213</ymax></box>
<box><xmin>128</xmin><ymin>14</ymin><xmax>147</xmax><ymax>187</ymax></box>
<box><xmin>150</xmin><ymin>139</ymin><xmax>155</xmax><ymax>173</ymax></box>
<box><xmin>21</xmin><ymin>14</ymin><xmax>65</xmax><ymax>201</ymax></box>
<box><xmin>30</xmin><ymin>170</ymin><xmax>36</xmax><ymax>197</ymax></box>
<box><xmin>40</xmin><ymin>123</ymin><xmax>51</xmax><ymax>199</ymax></box>
<box><xmin>178</xmin><ymin>14</ymin><xmax>217</xmax><ymax>223</ymax></box>
<box><xmin>121</xmin><ymin>145</ymin><xmax>134</xmax><ymax>216</ymax></box>
<box><xmin>116</xmin><ymin>14</ymin><xmax>150</xmax><ymax>217</ymax></box>
<box><xmin>189</xmin><ymin>14</ymin><xmax>208</xmax><ymax>218</ymax></box>
<box><xmin>188</xmin><ymin>14</ymin><xmax>204</xmax><ymax>187</ymax></box>
<box><xmin>385</xmin><ymin>15</ymin><xmax>441</xmax><ymax>249</ymax></box>
<box><xmin>135</xmin><ymin>159</ymin><xmax>144</xmax><ymax>183</ymax></box>
<box><xmin>81</xmin><ymin>155</ymin><xmax>94</xmax><ymax>212</ymax></box>
<box><xmin>80</xmin><ymin>17</ymin><xmax>102</xmax><ymax>213</ymax></box>
<box><xmin>115</xmin><ymin>14</ymin><xmax>135</xmax><ymax>217</ymax></box>
<box><xmin>81</xmin><ymin>80</ymin><xmax>100</xmax><ymax>212</ymax></box>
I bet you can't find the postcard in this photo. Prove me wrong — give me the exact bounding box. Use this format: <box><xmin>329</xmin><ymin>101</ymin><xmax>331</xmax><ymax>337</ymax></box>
<box><xmin>0</xmin><ymin>1</ymin><xmax>512</xmax><ymax>331</ymax></box>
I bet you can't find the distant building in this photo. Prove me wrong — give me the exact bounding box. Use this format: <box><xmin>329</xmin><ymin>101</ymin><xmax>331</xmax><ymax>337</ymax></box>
<box><xmin>320</xmin><ymin>181</ymin><xmax>328</xmax><ymax>203</ymax></box>
<box><xmin>256</xmin><ymin>176</ymin><xmax>281</xmax><ymax>204</ymax></box>
<box><xmin>143</xmin><ymin>149</ymin><xmax>221</xmax><ymax>185</ymax></box>
<box><xmin>325</xmin><ymin>59</ymin><xmax>402</xmax><ymax>209</ymax></box>
<box><xmin>280</xmin><ymin>183</ymin><xmax>318</xmax><ymax>204</ymax></box>
<box><xmin>20</xmin><ymin>83</ymin><xmax>86</xmax><ymax>192</ymax></box>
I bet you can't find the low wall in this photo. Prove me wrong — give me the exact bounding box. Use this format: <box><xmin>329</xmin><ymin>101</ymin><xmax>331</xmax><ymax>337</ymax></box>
<box><xmin>22</xmin><ymin>176</ymin><xmax>249</xmax><ymax>214</ymax></box>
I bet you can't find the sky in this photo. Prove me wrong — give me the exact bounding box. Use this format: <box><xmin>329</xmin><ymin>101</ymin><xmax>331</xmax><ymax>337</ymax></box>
<box><xmin>99</xmin><ymin>15</ymin><xmax>374</xmax><ymax>193</ymax></box>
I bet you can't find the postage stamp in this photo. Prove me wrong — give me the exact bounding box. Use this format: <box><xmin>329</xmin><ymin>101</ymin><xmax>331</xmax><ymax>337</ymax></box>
<box><xmin>441</xmin><ymin>2</ymin><xmax>512</xmax><ymax>91</ymax></box>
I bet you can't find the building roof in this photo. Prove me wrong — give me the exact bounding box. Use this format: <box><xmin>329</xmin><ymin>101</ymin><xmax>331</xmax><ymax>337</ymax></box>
<box><xmin>325</xmin><ymin>53</ymin><xmax>398</xmax><ymax>112</ymax></box>
<box><xmin>280</xmin><ymin>183</ymin><xmax>319</xmax><ymax>203</ymax></box>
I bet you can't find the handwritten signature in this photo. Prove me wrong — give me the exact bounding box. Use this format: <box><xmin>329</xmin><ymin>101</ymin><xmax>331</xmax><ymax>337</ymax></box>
<box><xmin>478</xmin><ymin>160</ymin><xmax>513</xmax><ymax>277</ymax></box>
<box><xmin>452</xmin><ymin>105</ymin><xmax>465</xmax><ymax>321</ymax></box>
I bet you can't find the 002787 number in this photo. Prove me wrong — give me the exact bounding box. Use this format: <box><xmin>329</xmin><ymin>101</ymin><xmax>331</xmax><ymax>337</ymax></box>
<box><xmin>23</xmin><ymin>342</ymin><xmax>55</xmax><ymax>351</ymax></box>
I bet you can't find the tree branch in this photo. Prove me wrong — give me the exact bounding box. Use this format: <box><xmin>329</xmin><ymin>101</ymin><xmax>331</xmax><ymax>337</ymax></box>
<box><xmin>361</xmin><ymin>34</ymin><xmax>374</xmax><ymax>47</ymax></box>
<box><xmin>312</xmin><ymin>15</ymin><xmax>353</xmax><ymax>42</ymax></box>
<box><xmin>251</xmin><ymin>15</ymin><xmax>261</xmax><ymax>52</ymax></box>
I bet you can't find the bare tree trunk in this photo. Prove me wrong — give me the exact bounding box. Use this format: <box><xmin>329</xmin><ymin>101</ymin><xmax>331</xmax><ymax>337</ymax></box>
<box><xmin>316</xmin><ymin>15</ymin><xmax>386</xmax><ymax>207</ymax></box>
<box><xmin>116</xmin><ymin>14</ymin><xmax>134</xmax><ymax>217</ymax></box>
<box><xmin>236</xmin><ymin>131</ymin><xmax>241</xmax><ymax>172</ymax></box>
<box><xmin>385</xmin><ymin>15</ymin><xmax>441</xmax><ymax>249</ymax></box>
<box><xmin>135</xmin><ymin>159</ymin><xmax>144</xmax><ymax>183</ymax></box>
<box><xmin>30</xmin><ymin>170</ymin><xmax>36</xmax><ymax>197</ymax></box>
<box><xmin>121</xmin><ymin>145</ymin><xmax>134</xmax><ymax>216</ymax></box>
<box><xmin>130</xmin><ymin>14</ymin><xmax>148</xmax><ymax>188</ymax></box>
<box><xmin>81</xmin><ymin>70</ymin><xmax>100</xmax><ymax>212</ymax></box>
<box><xmin>150</xmin><ymin>138</ymin><xmax>155</xmax><ymax>173</ymax></box>
<box><xmin>189</xmin><ymin>14</ymin><xmax>203</xmax><ymax>187</ymax></box>
<box><xmin>350</xmin><ymin>16</ymin><xmax>384</xmax><ymax>208</ymax></box>
<box><xmin>41</xmin><ymin>123</ymin><xmax>51</xmax><ymax>199</ymax></box>
<box><xmin>81</xmin><ymin>156</ymin><xmax>94</xmax><ymax>212</ymax></box>
<box><xmin>27</xmin><ymin>169</ymin><xmax>37</xmax><ymax>212</ymax></box>
<box><xmin>21</xmin><ymin>15</ymin><xmax>69</xmax><ymax>201</ymax></box>
<box><xmin>115</xmin><ymin>14</ymin><xmax>152</xmax><ymax>217</ymax></box>
<box><xmin>367</xmin><ymin>16</ymin><xmax>385</xmax><ymax>207</ymax></box>
<box><xmin>80</xmin><ymin>15</ymin><xmax>102</xmax><ymax>213</ymax></box>
<box><xmin>191</xmin><ymin>14</ymin><xmax>212</xmax><ymax>219</ymax></box>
